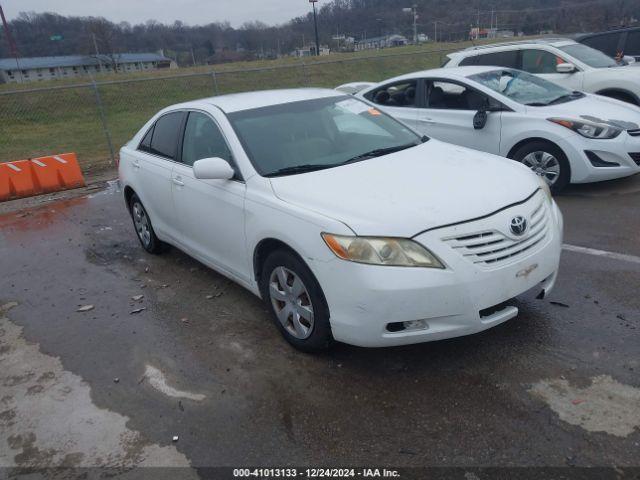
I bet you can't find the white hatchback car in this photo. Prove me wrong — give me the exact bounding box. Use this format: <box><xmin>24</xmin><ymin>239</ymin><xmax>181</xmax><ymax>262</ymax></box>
<box><xmin>119</xmin><ymin>89</ymin><xmax>562</xmax><ymax>351</ymax></box>
<box><xmin>443</xmin><ymin>39</ymin><xmax>640</xmax><ymax>106</ymax></box>
<box><xmin>351</xmin><ymin>66</ymin><xmax>640</xmax><ymax>192</ymax></box>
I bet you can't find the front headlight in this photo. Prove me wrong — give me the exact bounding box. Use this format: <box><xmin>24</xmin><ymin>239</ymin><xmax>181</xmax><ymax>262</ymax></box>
<box><xmin>548</xmin><ymin>117</ymin><xmax>622</xmax><ymax>139</ymax></box>
<box><xmin>321</xmin><ymin>233</ymin><xmax>444</xmax><ymax>268</ymax></box>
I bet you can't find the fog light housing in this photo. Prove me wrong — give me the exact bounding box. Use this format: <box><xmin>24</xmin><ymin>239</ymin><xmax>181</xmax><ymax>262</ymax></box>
<box><xmin>386</xmin><ymin>319</ymin><xmax>429</xmax><ymax>333</ymax></box>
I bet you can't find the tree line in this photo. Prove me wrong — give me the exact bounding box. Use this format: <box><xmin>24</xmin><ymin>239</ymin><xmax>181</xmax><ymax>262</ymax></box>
<box><xmin>1</xmin><ymin>0</ymin><xmax>638</xmax><ymax>66</ymax></box>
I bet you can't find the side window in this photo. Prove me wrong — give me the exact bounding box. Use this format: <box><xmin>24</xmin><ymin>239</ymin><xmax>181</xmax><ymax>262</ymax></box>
<box><xmin>138</xmin><ymin>125</ymin><xmax>154</xmax><ymax>153</ymax></box>
<box><xmin>426</xmin><ymin>80</ymin><xmax>488</xmax><ymax>111</ymax></box>
<box><xmin>366</xmin><ymin>80</ymin><xmax>418</xmax><ymax>107</ymax></box>
<box><xmin>581</xmin><ymin>32</ymin><xmax>622</xmax><ymax>57</ymax></box>
<box><xmin>182</xmin><ymin>112</ymin><xmax>232</xmax><ymax>167</ymax></box>
<box><xmin>474</xmin><ymin>50</ymin><xmax>520</xmax><ymax>68</ymax></box>
<box><xmin>522</xmin><ymin>49</ymin><xmax>564</xmax><ymax>74</ymax></box>
<box><xmin>148</xmin><ymin>111</ymin><xmax>185</xmax><ymax>160</ymax></box>
<box><xmin>625</xmin><ymin>31</ymin><xmax>640</xmax><ymax>56</ymax></box>
<box><xmin>459</xmin><ymin>56</ymin><xmax>478</xmax><ymax>66</ymax></box>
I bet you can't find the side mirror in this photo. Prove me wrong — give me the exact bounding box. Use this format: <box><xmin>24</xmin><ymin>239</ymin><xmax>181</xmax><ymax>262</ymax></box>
<box><xmin>193</xmin><ymin>157</ymin><xmax>235</xmax><ymax>180</ymax></box>
<box><xmin>556</xmin><ymin>63</ymin><xmax>576</xmax><ymax>74</ymax></box>
<box><xmin>473</xmin><ymin>110</ymin><xmax>488</xmax><ymax>130</ymax></box>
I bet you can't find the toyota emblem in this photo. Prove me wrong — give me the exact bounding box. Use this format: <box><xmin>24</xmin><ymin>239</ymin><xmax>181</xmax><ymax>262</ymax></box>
<box><xmin>510</xmin><ymin>216</ymin><xmax>528</xmax><ymax>236</ymax></box>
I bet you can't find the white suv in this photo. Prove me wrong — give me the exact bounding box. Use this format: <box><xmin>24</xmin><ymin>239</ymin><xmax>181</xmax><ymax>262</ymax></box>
<box><xmin>443</xmin><ymin>39</ymin><xmax>640</xmax><ymax>105</ymax></box>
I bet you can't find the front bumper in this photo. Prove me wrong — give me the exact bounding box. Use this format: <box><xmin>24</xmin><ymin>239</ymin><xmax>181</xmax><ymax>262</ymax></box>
<box><xmin>311</xmin><ymin>192</ymin><xmax>563</xmax><ymax>347</ymax></box>
<box><xmin>558</xmin><ymin>131</ymin><xmax>640</xmax><ymax>183</ymax></box>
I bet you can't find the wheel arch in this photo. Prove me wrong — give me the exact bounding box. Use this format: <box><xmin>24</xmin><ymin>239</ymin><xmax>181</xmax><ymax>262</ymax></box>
<box><xmin>253</xmin><ymin>237</ymin><xmax>307</xmax><ymax>283</ymax></box>
<box><xmin>123</xmin><ymin>185</ymin><xmax>136</xmax><ymax>210</ymax></box>
<box><xmin>595</xmin><ymin>88</ymin><xmax>640</xmax><ymax>105</ymax></box>
<box><xmin>507</xmin><ymin>137</ymin><xmax>567</xmax><ymax>161</ymax></box>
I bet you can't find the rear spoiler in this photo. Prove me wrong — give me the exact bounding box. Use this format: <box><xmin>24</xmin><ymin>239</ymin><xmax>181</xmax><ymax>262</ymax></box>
<box><xmin>335</xmin><ymin>82</ymin><xmax>377</xmax><ymax>95</ymax></box>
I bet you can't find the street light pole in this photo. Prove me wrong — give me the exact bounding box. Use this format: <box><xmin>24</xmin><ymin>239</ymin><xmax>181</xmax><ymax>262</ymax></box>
<box><xmin>310</xmin><ymin>0</ymin><xmax>321</xmax><ymax>56</ymax></box>
<box><xmin>0</xmin><ymin>2</ymin><xmax>23</xmax><ymax>82</ymax></box>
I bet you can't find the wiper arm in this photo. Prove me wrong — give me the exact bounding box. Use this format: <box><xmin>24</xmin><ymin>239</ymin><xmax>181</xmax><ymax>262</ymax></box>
<box><xmin>264</xmin><ymin>164</ymin><xmax>333</xmax><ymax>177</ymax></box>
<box><xmin>547</xmin><ymin>91</ymin><xmax>584</xmax><ymax>105</ymax></box>
<box><xmin>341</xmin><ymin>142</ymin><xmax>419</xmax><ymax>165</ymax></box>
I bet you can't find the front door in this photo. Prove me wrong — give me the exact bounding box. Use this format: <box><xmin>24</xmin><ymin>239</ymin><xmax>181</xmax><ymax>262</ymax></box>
<box><xmin>171</xmin><ymin>110</ymin><xmax>250</xmax><ymax>281</ymax></box>
<box><xmin>416</xmin><ymin>79</ymin><xmax>502</xmax><ymax>155</ymax></box>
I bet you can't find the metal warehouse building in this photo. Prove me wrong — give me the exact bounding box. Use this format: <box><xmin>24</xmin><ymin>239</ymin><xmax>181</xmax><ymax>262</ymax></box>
<box><xmin>0</xmin><ymin>52</ymin><xmax>177</xmax><ymax>84</ymax></box>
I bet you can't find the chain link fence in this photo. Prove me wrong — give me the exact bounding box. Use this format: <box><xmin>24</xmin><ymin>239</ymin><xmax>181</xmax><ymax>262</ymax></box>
<box><xmin>0</xmin><ymin>48</ymin><xmax>451</xmax><ymax>175</ymax></box>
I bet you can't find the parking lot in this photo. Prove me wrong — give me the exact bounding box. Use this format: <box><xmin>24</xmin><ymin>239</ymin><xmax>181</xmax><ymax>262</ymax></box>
<box><xmin>0</xmin><ymin>172</ymin><xmax>639</xmax><ymax>474</ymax></box>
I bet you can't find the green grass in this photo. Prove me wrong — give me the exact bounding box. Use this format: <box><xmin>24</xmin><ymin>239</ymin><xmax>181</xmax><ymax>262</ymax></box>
<box><xmin>0</xmin><ymin>38</ymin><xmax>534</xmax><ymax>173</ymax></box>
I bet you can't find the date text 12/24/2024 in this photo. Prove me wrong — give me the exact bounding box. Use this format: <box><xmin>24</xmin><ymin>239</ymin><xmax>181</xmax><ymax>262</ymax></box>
<box><xmin>233</xmin><ymin>468</ymin><xmax>401</xmax><ymax>478</ymax></box>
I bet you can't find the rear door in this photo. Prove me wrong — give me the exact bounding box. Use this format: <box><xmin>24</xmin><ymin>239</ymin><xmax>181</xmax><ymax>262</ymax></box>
<box><xmin>415</xmin><ymin>78</ymin><xmax>502</xmax><ymax>155</ymax></box>
<box><xmin>134</xmin><ymin>111</ymin><xmax>186</xmax><ymax>242</ymax></box>
<box><xmin>171</xmin><ymin>110</ymin><xmax>250</xmax><ymax>281</ymax></box>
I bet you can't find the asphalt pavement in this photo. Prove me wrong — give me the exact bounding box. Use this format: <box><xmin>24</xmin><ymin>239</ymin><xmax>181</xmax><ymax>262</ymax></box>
<box><xmin>0</xmin><ymin>174</ymin><xmax>639</xmax><ymax>477</ymax></box>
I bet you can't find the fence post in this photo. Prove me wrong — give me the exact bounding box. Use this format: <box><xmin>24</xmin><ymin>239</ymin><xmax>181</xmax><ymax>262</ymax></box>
<box><xmin>211</xmin><ymin>70</ymin><xmax>219</xmax><ymax>95</ymax></box>
<box><xmin>300</xmin><ymin>61</ymin><xmax>310</xmax><ymax>87</ymax></box>
<box><xmin>91</xmin><ymin>79</ymin><xmax>116</xmax><ymax>165</ymax></box>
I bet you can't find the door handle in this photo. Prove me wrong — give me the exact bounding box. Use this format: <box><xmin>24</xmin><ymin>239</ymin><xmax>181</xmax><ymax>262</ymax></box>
<box><xmin>172</xmin><ymin>176</ymin><xmax>185</xmax><ymax>187</ymax></box>
<box><xmin>421</xmin><ymin>117</ymin><xmax>436</xmax><ymax>125</ymax></box>
<box><xmin>132</xmin><ymin>161</ymin><xmax>141</xmax><ymax>169</ymax></box>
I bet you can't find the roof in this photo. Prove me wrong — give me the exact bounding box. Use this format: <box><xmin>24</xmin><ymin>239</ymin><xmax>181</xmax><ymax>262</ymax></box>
<box><xmin>374</xmin><ymin>66</ymin><xmax>506</xmax><ymax>84</ymax></box>
<box><xmin>0</xmin><ymin>53</ymin><xmax>170</xmax><ymax>71</ymax></box>
<box><xmin>460</xmin><ymin>38</ymin><xmax>577</xmax><ymax>52</ymax></box>
<box><xmin>177</xmin><ymin>88</ymin><xmax>345</xmax><ymax>114</ymax></box>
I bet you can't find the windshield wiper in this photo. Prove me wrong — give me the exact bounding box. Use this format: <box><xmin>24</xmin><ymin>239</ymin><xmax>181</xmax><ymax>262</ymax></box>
<box><xmin>340</xmin><ymin>142</ymin><xmax>419</xmax><ymax>165</ymax></box>
<box><xmin>547</xmin><ymin>91</ymin><xmax>585</xmax><ymax>105</ymax></box>
<box><xmin>264</xmin><ymin>164</ymin><xmax>334</xmax><ymax>177</ymax></box>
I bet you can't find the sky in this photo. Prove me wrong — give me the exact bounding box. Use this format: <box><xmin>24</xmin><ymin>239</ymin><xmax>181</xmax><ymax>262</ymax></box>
<box><xmin>2</xmin><ymin>0</ymin><xmax>313</xmax><ymax>27</ymax></box>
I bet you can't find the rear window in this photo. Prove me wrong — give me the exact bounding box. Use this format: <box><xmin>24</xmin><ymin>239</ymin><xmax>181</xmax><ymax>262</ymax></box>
<box><xmin>559</xmin><ymin>43</ymin><xmax>618</xmax><ymax>68</ymax></box>
<box><xmin>148</xmin><ymin>112</ymin><xmax>185</xmax><ymax>160</ymax></box>
<box><xmin>473</xmin><ymin>50</ymin><xmax>520</xmax><ymax>69</ymax></box>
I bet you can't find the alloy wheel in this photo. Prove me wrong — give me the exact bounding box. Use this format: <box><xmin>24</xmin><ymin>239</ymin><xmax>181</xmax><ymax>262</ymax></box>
<box><xmin>132</xmin><ymin>202</ymin><xmax>151</xmax><ymax>247</ymax></box>
<box><xmin>521</xmin><ymin>151</ymin><xmax>560</xmax><ymax>186</ymax></box>
<box><xmin>268</xmin><ymin>266</ymin><xmax>314</xmax><ymax>339</ymax></box>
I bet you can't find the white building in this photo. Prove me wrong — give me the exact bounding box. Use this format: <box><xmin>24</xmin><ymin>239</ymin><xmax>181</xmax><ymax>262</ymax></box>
<box><xmin>355</xmin><ymin>34</ymin><xmax>409</xmax><ymax>51</ymax></box>
<box><xmin>293</xmin><ymin>45</ymin><xmax>331</xmax><ymax>57</ymax></box>
<box><xmin>0</xmin><ymin>52</ymin><xmax>176</xmax><ymax>84</ymax></box>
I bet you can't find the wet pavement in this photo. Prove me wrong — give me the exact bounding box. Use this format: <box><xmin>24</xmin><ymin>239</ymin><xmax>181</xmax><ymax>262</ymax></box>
<box><xmin>0</xmin><ymin>175</ymin><xmax>639</xmax><ymax>474</ymax></box>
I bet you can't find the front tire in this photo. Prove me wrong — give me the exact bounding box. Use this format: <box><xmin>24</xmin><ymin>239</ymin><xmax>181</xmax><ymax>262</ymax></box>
<box><xmin>259</xmin><ymin>250</ymin><xmax>333</xmax><ymax>352</ymax></box>
<box><xmin>128</xmin><ymin>194</ymin><xmax>165</xmax><ymax>254</ymax></box>
<box><xmin>512</xmin><ymin>141</ymin><xmax>570</xmax><ymax>194</ymax></box>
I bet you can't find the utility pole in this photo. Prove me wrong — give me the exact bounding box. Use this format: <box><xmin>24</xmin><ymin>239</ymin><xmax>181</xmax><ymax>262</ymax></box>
<box><xmin>0</xmin><ymin>2</ymin><xmax>23</xmax><ymax>82</ymax></box>
<box><xmin>434</xmin><ymin>21</ymin><xmax>438</xmax><ymax>43</ymax></box>
<box><xmin>309</xmin><ymin>0</ymin><xmax>321</xmax><ymax>56</ymax></box>
<box><xmin>402</xmin><ymin>5</ymin><xmax>418</xmax><ymax>44</ymax></box>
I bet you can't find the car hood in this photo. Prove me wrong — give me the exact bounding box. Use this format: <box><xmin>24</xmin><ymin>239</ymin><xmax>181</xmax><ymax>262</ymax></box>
<box><xmin>529</xmin><ymin>94</ymin><xmax>640</xmax><ymax>129</ymax></box>
<box><xmin>269</xmin><ymin>140</ymin><xmax>539</xmax><ymax>238</ymax></box>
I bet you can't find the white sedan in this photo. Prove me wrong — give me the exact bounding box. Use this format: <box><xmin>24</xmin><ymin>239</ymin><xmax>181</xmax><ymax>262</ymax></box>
<box><xmin>119</xmin><ymin>89</ymin><xmax>562</xmax><ymax>351</ymax></box>
<box><xmin>348</xmin><ymin>66</ymin><xmax>640</xmax><ymax>192</ymax></box>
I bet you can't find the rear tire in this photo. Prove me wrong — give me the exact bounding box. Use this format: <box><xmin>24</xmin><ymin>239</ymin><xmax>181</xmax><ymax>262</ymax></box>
<box><xmin>259</xmin><ymin>250</ymin><xmax>333</xmax><ymax>352</ymax></box>
<box><xmin>512</xmin><ymin>141</ymin><xmax>570</xmax><ymax>194</ymax></box>
<box><xmin>128</xmin><ymin>194</ymin><xmax>165</xmax><ymax>254</ymax></box>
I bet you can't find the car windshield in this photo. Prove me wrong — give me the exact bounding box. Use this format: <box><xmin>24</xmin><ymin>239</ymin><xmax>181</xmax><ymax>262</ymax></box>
<box><xmin>468</xmin><ymin>69</ymin><xmax>581</xmax><ymax>106</ymax></box>
<box><xmin>227</xmin><ymin>96</ymin><xmax>422</xmax><ymax>177</ymax></box>
<box><xmin>559</xmin><ymin>44</ymin><xmax>618</xmax><ymax>68</ymax></box>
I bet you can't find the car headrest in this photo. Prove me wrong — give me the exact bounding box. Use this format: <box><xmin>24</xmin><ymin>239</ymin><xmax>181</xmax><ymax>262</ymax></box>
<box><xmin>465</xmin><ymin>90</ymin><xmax>487</xmax><ymax>110</ymax></box>
<box><xmin>429</xmin><ymin>86</ymin><xmax>445</xmax><ymax>105</ymax></box>
<box><xmin>374</xmin><ymin>90</ymin><xmax>390</xmax><ymax>104</ymax></box>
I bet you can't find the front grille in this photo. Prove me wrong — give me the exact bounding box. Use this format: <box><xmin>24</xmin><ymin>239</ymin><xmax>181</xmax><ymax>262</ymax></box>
<box><xmin>629</xmin><ymin>152</ymin><xmax>640</xmax><ymax>166</ymax></box>
<box><xmin>442</xmin><ymin>199</ymin><xmax>550</xmax><ymax>266</ymax></box>
<box><xmin>628</xmin><ymin>129</ymin><xmax>640</xmax><ymax>137</ymax></box>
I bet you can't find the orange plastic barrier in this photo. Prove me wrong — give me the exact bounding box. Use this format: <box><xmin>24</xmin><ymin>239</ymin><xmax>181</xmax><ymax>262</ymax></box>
<box><xmin>0</xmin><ymin>152</ymin><xmax>85</xmax><ymax>201</ymax></box>
<box><xmin>30</xmin><ymin>153</ymin><xmax>85</xmax><ymax>193</ymax></box>
<box><xmin>0</xmin><ymin>160</ymin><xmax>37</xmax><ymax>201</ymax></box>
